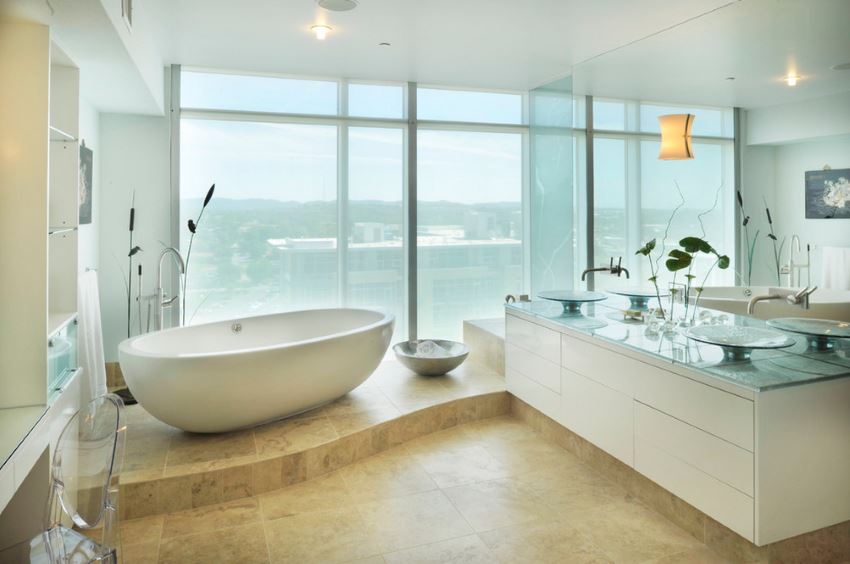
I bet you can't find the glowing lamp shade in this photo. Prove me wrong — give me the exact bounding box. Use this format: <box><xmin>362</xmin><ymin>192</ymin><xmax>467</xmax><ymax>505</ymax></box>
<box><xmin>658</xmin><ymin>114</ymin><xmax>695</xmax><ymax>160</ymax></box>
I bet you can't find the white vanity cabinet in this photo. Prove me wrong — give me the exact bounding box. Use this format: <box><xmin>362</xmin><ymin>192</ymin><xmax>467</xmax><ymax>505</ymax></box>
<box><xmin>505</xmin><ymin>308</ymin><xmax>850</xmax><ymax>546</ymax></box>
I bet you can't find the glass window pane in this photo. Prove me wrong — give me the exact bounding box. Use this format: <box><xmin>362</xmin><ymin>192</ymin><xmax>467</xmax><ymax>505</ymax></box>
<box><xmin>347</xmin><ymin>127</ymin><xmax>406</xmax><ymax>340</ymax></box>
<box><xmin>180</xmin><ymin>119</ymin><xmax>338</xmax><ymax>324</ymax></box>
<box><xmin>592</xmin><ymin>99</ymin><xmax>626</xmax><ymax>131</ymax></box>
<box><xmin>348</xmin><ymin>84</ymin><xmax>404</xmax><ymax>119</ymax></box>
<box><xmin>181</xmin><ymin>71</ymin><xmax>338</xmax><ymax>115</ymax></box>
<box><xmin>417</xmin><ymin>130</ymin><xmax>523</xmax><ymax>340</ymax></box>
<box><xmin>639</xmin><ymin>104</ymin><xmax>732</xmax><ymax>137</ymax></box>
<box><xmin>592</xmin><ymin>137</ymin><xmax>627</xmax><ymax>291</ymax></box>
<box><xmin>417</xmin><ymin>88</ymin><xmax>523</xmax><ymax>124</ymax></box>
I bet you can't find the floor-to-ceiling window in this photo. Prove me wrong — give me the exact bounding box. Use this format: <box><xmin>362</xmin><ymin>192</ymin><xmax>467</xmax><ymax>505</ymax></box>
<box><xmin>178</xmin><ymin>70</ymin><xmax>528</xmax><ymax>341</ymax></box>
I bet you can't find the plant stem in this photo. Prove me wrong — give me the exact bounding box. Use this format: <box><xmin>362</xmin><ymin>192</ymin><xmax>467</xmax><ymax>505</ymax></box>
<box><xmin>182</xmin><ymin>204</ymin><xmax>207</xmax><ymax>325</ymax></box>
<box><xmin>692</xmin><ymin>259</ymin><xmax>719</xmax><ymax>323</ymax></box>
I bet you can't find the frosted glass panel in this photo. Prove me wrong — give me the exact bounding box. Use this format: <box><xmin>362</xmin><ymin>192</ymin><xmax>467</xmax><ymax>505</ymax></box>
<box><xmin>529</xmin><ymin>76</ymin><xmax>576</xmax><ymax>295</ymax></box>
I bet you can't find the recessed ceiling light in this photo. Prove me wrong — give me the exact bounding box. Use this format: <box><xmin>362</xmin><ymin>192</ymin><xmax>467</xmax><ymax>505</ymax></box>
<box><xmin>785</xmin><ymin>74</ymin><xmax>799</xmax><ymax>86</ymax></box>
<box><xmin>311</xmin><ymin>24</ymin><xmax>332</xmax><ymax>40</ymax></box>
<box><xmin>833</xmin><ymin>62</ymin><xmax>850</xmax><ymax>71</ymax></box>
<box><xmin>725</xmin><ymin>76</ymin><xmax>735</xmax><ymax>81</ymax></box>
<box><xmin>317</xmin><ymin>0</ymin><xmax>358</xmax><ymax>11</ymax></box>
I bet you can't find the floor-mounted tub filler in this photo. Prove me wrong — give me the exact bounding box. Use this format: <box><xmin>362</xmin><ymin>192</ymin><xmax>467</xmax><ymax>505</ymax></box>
<box><xmin>118</xmin><ymin>308</ymin><xmax>394</xmax><ymax>432</ymax></box>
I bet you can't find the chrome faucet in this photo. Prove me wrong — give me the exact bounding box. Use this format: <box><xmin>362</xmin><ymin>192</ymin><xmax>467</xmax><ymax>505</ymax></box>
<box><xmin>155</xmin><ymin>247</ymin><xmax>186</xmax><ymax>330</ymax></box>
<box><xmin>581</xmin><ymin>256</ymin><xmax>630</xmax><ymax>282</ymax></box>
<box><xmin>785</xmin><ymin>235</ymin><xmax>811</xmax><ymax>288</ymax></box>
<box><xmin>746</xmin><ymin>286</ymin><xmax>818</xmax><ymax>315</ymax></box>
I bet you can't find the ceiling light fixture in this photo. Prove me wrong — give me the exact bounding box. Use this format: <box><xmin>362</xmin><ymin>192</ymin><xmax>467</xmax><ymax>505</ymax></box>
<box><xmin>311</xmin><ymin>24</ymin><xmax>332</xmax><ymax>40</ymax></box>
<box><xmin>785</xmin><ymin>74</ymin><xmax>799</xmax><ymax>86</ymax></box>
<box><xmin>317</xmin><ymin>0</ymin><xmax>358</xmax><ymax>11</ymax></box>
<box><xmin>658</xmin><ymin>114</ymin><xmax>695</xmax><ymax>160</ymax></box>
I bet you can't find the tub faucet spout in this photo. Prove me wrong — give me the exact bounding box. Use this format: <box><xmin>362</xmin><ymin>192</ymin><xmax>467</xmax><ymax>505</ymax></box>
<box><xmin>155</xmin><ymin>247</ymin><xmax>186</xmax><ymax>331</ymax></box>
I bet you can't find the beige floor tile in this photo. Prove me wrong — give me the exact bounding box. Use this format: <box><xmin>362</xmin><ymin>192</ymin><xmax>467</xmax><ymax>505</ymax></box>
<box><xmin>119</xmin><ymin>540</ymin><xmax>159</xmax><ymax>564</ymax></box>
<box><xmin>120</xmin><ymin>515</ymin><xmax>163</xmax><ymax>547</ymax></box>
<box><xmin>357</xmin><ymin>490</ymin><xmax>474</xmax><ymax>553</ymax></box>
<box><xmin>414</xmin><ymin>444</ymin><xmax>512</xmax><ymax>488</ymax></box>
<box><xmin>329</xmin><ymin>405</ymin><xmax>402</xmax><ymax>436</ymax></box>
<box><xmin>322</xmin><ymin>384</ymin><xmax>396</xmax><ymax>417</ymax></box>
<box><xmin>158</xmin><ymin>522</ymin><xmax>268</xmax><ymax>564</ymax></box>
<box><xmin>161</xmin><ymin>497</ymin><xmax>262</xmax><ymax>539</ymax></box>
<box><xmin>264</xmin><ymin>507</ymin><xmax>381</xmax><ymax>564</ymax></box>
<box><xmin>166</xmin><ymin>429</ymin><xmax>256</xmax><ymax>466</ymax></box>
<box><xmin>484</xmin><ymin>435</ymin><xmax>583</xmax><ymax>476</ymax></box>
<box><xmin>516</xmin><ymin>463</ymin><xmax>631</xmax><ymax>516</ymax></box>
<box><xmin>253</xmin><ymin>415</ymin><xmax>339</xmax><ymax>458</ymax></box>
<box><xmin>401</xmin><ymin>425</ymin><xmax>478</xmax><ymax>456</ymax></box>
<box><xmin>575</xmin><ymin>498</ymin><xmax>706</xmax><ymax>563</ymax></box>
<box><xmin>259</xmin><ymin>471</ymin><xmax>354</xmax><ymax>520</ymax></box>
<box><xmin>342</xmin><ymin>558</ymin><xmax>385</xmax><ymax>564</ymax></box>
<box><xmin>382</xmin><ymin>534</ymin><xmax>496</xmax><ymax>564</ymax></box>
<box><xmin>340</xmin><ymin>448</ymin><xmax>438</xmax><ymax>503</ymax></box>
<box><xmin>644</xmin><ymin>546</ymin><xmax>732</xmax><ymax>563</ymax></box>
<box><xmin>479</xmin><ymin>519</ymin><xmax>613</xmax><ymax>564</ymax></box>
<box><xmin>461</xmin><ymin>415</ymin><xmax>540</xmax><ymax>445</ymax></box>
<box><xmin>442</xmin><ymin>478</ymin><xmax>557</xmax><ymax>533</ymax></box>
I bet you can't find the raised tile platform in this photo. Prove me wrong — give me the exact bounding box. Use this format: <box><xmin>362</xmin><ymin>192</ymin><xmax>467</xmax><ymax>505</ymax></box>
<box><xmin>463</xmin><ymin>317</ymin><xmax>505</xmax><ymax>375</ymax></box>
<box><xmin>119</xmin><ymin>358</ymin><xmax>508</xmax><ymax>519</ymax></box>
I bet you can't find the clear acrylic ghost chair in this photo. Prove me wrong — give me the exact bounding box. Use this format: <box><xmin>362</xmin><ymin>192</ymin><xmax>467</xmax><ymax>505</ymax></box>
<box><xmin>4</xmin><ymin>394</ymin><xmax>126</xmax><ymax>563</ymax></box>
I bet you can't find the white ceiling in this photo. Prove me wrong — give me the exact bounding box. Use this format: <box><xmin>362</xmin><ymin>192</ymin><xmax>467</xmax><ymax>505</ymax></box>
<box><xmin>148</xmin><ymin>0</ymin><xmax>737</xmax><ymax>91</ymax></box>
<box><xmin>571</xmin><ymin>0</ymin><xmax>850</xmax><ymax>109</ymax></box>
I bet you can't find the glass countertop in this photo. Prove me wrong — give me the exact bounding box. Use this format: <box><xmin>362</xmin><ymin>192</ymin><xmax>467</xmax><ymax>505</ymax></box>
<box><xmin>506</xmin><ymin>296</ymin><xmax>850</xmax><ymax>392</ymax></box>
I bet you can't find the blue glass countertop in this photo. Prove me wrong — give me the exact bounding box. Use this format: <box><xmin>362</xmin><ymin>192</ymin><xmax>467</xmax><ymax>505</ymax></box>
<box><xmin>506</xmin><ymin>297</ymin><xmax>850</xmax><ymax>392</ymax></box>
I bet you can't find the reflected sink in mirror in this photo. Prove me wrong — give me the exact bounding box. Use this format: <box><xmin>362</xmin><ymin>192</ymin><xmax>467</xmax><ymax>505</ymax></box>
<box><xmin>538</xmin><ymin>290</ymin><xmax>607</xmax><ymax>314</ymax></box>
<box><xmin>766</xmin><ymin>318</ymin><xmax>850</xmax><ymax>351</ymax></box>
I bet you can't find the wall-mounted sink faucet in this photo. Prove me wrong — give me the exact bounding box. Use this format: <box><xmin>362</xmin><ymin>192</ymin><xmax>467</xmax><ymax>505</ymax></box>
<box><xmin>581</xmin><ymin>256</ymin><xmax>630</xmax><ymax>282</ymax></box>
<box><xmin>155</xmin><ymin>247</ymin><xmax>186</xmax><ymax>331</ymax></box>
<box><xmin>746</xmin><ymin>286</ymin><xmax>818</xmax><ymax>315</ymax></box>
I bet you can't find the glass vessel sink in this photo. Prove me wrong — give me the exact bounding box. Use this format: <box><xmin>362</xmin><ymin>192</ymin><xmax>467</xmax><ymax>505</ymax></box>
<box><xmin>682</xmin><ymin>325</ymin><xmax>796</xmax><ymax>362</ymax></box>
<box><xmin>538</xmin><ymin>290</ymin><xmax>607</xmax><ymax>313</ymax></box>
<box><xmin>608</xmin><ymin>288</ymin><xmax>669</xmax><ymax>311</ymax></box>
<box><xmin>766</xmin><ymin>318</ymin><xmax>850</xmax><ymax>351</ymax></box>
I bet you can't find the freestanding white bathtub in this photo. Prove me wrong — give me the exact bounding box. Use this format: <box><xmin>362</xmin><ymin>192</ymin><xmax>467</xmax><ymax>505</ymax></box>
<box><xmin>118</xmin><ymin>308</ymin><xmax>394</xmax><ymax>433</ymax></box>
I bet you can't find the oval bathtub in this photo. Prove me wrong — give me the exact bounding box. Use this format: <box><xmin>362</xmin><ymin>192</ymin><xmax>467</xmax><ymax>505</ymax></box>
<box><xmin>118</xmin><ymin>308</ymin><xmax>394</xmax><ymax>433</ymax></box>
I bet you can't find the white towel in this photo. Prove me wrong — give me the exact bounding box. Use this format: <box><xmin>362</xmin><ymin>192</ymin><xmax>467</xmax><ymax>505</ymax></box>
<box><xmin>78</xmin><ymin>270</ymin><xmax>108</xmax><ymax>403</ymax></box>
<box><xmin>821</xmin><ymin>247</ymin><xmax>850</xmax><ymax>291</ymax></box>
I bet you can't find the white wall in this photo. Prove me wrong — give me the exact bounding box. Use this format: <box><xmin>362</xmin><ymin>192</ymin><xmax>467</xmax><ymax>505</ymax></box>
<box><xmin>773</xmin><ymin>136</ymin><xmax>850</xmax><ymax>287</ymax></box>
<box><xmin>78</xmin><ymin>99</ymin><xmax>100</xmax><ymax>274</ymax></box>
<box><xmin>98</xmin><ymin>107</ymin><xmax>171</xmax><ymax>361</ymax></box>
<box><xmin>747</xmin><ymin>91</ymin><xmax>850</xmax><ymax>146</ymax></box>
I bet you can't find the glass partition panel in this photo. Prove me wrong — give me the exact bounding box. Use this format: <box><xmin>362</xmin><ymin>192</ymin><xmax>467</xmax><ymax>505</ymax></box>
<box><xmin>529</xmin><ymin>76</ymin><xmax>576</xmax><ymax>295</ymax></box>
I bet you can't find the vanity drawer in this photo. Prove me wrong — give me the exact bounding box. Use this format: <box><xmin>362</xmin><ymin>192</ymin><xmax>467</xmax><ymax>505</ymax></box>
<box><xmin>636</xmin><ymin>436</ymin><xmax>754</xmax><ymax>541</ymax></box>
<box><xmin>506</xmin><ymin>369</ymin><xmax>560</xmax><ymax>423</ymax></box>
<box><xmin>561</xmin><ymin>367</ymin><xmax>634</xmax><ymax>466</ymax></box>
<box><xmin>635</xmin><ymin>402</ymin><xmax>753</xmax><ymax>496</ymax></box>
<box><xmin>506</xmin><ymin>316</ymin><xmax>560</xmax><ymax>364</ymax></box>
<box><xmin>506</xmin><ymin>343</ymin><xmax>560</xmax><ymax>394</ymax></box>
<box><xmin>561</xmin><ymin>333</ymin><xmax>754</xmax><ymax>451</ymax></box>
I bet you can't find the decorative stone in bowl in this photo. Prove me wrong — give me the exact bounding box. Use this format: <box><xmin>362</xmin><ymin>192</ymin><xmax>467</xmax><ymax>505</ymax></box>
<box><xmin>766</xmin><ymin>317</ymin><xmax>850</xmax><ymax>351</ymax></box>
<box><xmin>393</xmin><ymin>339</ymin><xmax>469</xmax><ymax>376</ymax></box>
<box><xmin>538</xmin><ymin>290</ymin><xmax>607</xmax><ymax>313</ymax></box>
<box><xmin>682</xmin><ymin>325</ymin><xmax>796</xmax><ymax>362</ymax></box>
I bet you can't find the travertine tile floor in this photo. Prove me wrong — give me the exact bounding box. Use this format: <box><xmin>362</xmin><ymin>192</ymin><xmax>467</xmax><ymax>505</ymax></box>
<box><xmin>121</xmin><ymin>359</ymin><xmax>507</xmax><ymax>484</ymax></box>
<box><xmin>115</xmin><ymin>416</ymin><xmax>730</xmax><ymax>563</ymax></box>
